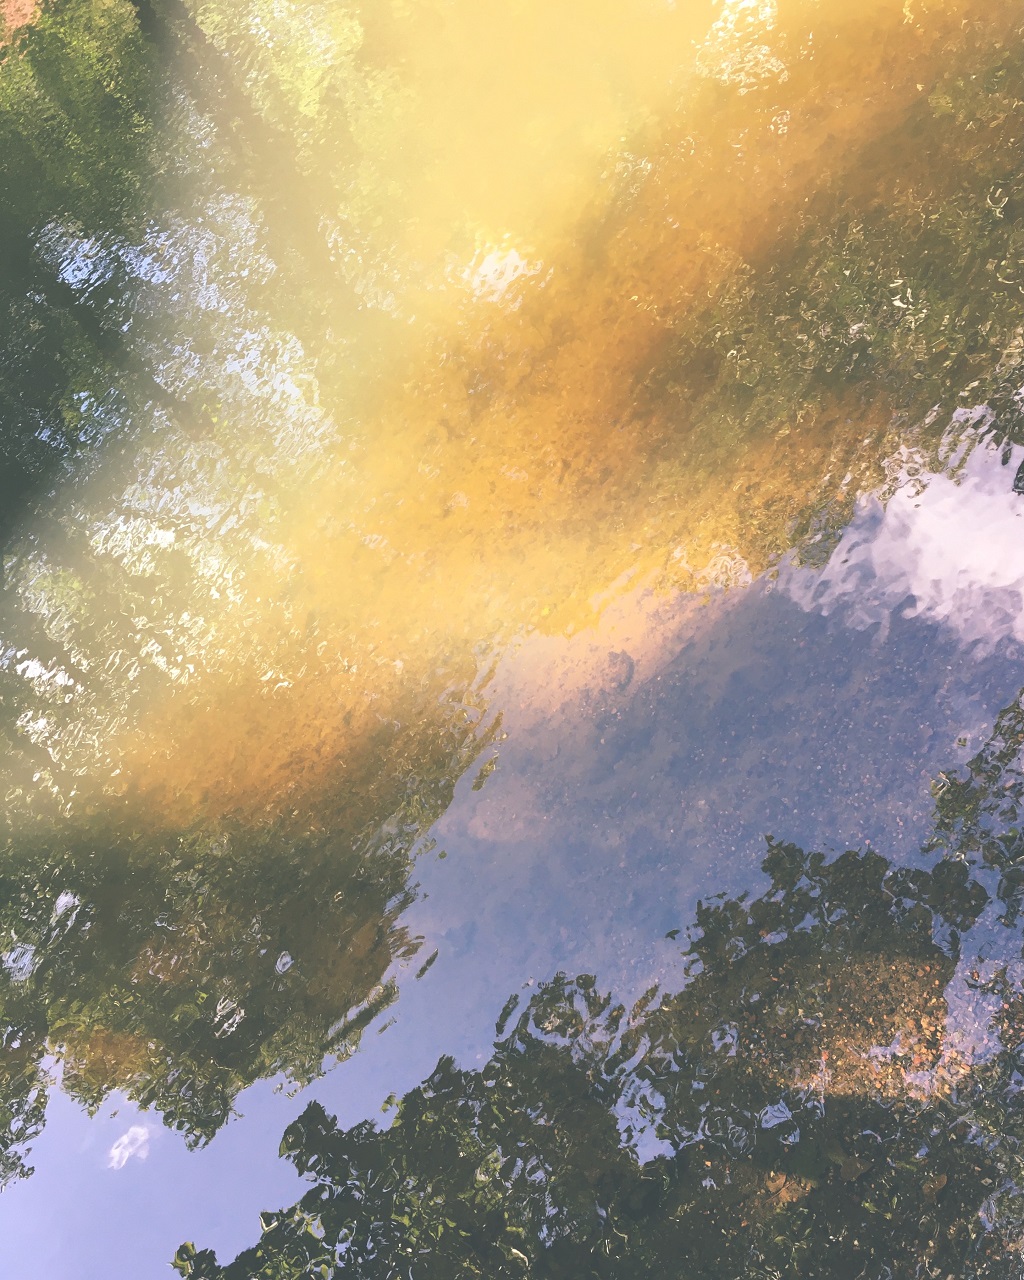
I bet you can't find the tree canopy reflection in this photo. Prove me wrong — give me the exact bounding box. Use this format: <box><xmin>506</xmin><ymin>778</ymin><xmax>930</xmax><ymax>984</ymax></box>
<box><xmin>0</xmin><ymin>687</ymin><xmax>496</xmax><ymax>1180</ymax></box>
<box><xmin>174</xmin><ymin>675</ymin><xmax>1024</xmax><ymax>1274</ymax></box>
<box><xmin>175</xmin><ymin>840</ymin><xmax>1024</xmax><ymax>1280</ymax></box>
<box><xmin>3</xmin><ymin>0</ymin><xmax>1024</xmax><ymax>1262</ymax></box>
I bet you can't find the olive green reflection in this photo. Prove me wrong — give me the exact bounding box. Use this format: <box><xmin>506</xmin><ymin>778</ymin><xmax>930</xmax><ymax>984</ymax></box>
<box><xmin>0</xmin><ymin>0</ymin><xmax>156</xmax><ymax>542</ymax></box>
<box><xmin>174</xmin><ymin>841</ymin><xmax>1023</xmax><ymax>1280</ymax></box>
<box><xmin>0</xmin><ymin>692</ymin><xmax>495</xmax><ymax>1181</ymax></box>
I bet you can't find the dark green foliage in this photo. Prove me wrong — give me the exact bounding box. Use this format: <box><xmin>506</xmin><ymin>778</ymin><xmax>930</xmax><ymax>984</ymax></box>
<box><xmin>929</xmin><ymin>687</ymin><xmax>1024</xmax><ymax>928</ymax></box>
<box><xmin>0</xmin><ymin>0</ymin><xmax>157</xmax><ymax>542</ymax></box>
<box><xmin>0</xmin><ymin>0</ymin><xmax>154</xmax><ymax>229</ymax></box>
<box><xmin>175</xmin><ymin>843</ymin><xmax>1024</xmax><ymax>1280</ymax></box>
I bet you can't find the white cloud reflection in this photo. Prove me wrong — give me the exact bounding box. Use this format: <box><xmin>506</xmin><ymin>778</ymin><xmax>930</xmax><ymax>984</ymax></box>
<box><xmin>107</xmin><ymin>1125</ymin><xmax>151</xmax><ymax>1170</ymax></box>
<box><xmin>782</xmin><ymin>444</ymin><xmax>1024</xmax><ymax>652</ymax></box>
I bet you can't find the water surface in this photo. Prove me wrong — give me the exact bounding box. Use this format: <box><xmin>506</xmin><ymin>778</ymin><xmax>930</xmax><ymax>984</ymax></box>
<box><xmin>3</xmin><ymin>0</ymin><xmax>1024</xmax><ymax>1275</ymax></box>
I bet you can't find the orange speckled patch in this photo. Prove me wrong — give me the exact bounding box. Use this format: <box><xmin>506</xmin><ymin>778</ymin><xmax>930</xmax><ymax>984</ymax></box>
<box><xmin>1</xmin><ymin>0</ymin><xmax>37</xmax><ymax>37</ymax></box>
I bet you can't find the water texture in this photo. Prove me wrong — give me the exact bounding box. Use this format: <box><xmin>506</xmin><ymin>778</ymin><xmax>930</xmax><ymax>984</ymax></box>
<box><xmin>3</xmin><ymin>0</ymin><xmax>1024</xmax><ymax>1275</ymax></box>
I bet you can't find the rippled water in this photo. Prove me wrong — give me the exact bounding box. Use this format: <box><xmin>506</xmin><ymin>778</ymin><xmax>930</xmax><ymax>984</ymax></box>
<box><xmin>4</xmin><ymin>0</ymin><xmax>1024</xmax><ymax>1275</ymax></box>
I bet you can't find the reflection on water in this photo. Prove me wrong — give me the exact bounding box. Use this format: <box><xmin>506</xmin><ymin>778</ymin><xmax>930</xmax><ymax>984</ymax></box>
<box><xmin>782</xmin><ymin>441</ymin><xmax>1024</xmax><ymax>652</ymax></box>
<box><xmin>2</xmin><ymin>0</ymin><xmax>1024</xmax><ymax>1274</ymax></box>
<box><xmin>177</xmin><ymin>844</ymin><xmax>1013</xmax><ymax>1280</ymax></box>
<box><xmin>7</xmin><ymin>0</ymin><xmax>1024</xmax><ymax>830</ymax></box>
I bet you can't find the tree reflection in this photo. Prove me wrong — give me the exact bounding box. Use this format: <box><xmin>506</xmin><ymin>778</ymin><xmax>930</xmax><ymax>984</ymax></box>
<box><xmin>5</xmin><ymin>0</ymin><xmax>1024</xmax><ymax>1235</ymax></box>
<box><xmin>0</xmin><ymin>0</ymin><xmax>157</xmax><ymax>546</ymax></box>
<box><xmin>174</xmin><ymin>840</ymin><xmax>1024</xmax><ymax>1279</ymax></box>
<box><xmin>930</xmin><ymin>688</ymin><xmax>1024</xmax><ymax>931</ymax></box>
<box><xmin>0</xmin><ymin>692</ymin><xmax>495</xmax><ymax>1179</ymax></box>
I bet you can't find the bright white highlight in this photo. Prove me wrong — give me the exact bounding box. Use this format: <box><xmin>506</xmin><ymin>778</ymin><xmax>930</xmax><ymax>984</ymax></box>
<box><xmin>107</xmin><ymin>1125</ymin><xmax>151</xmax><ymax>1170</ymax></box>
